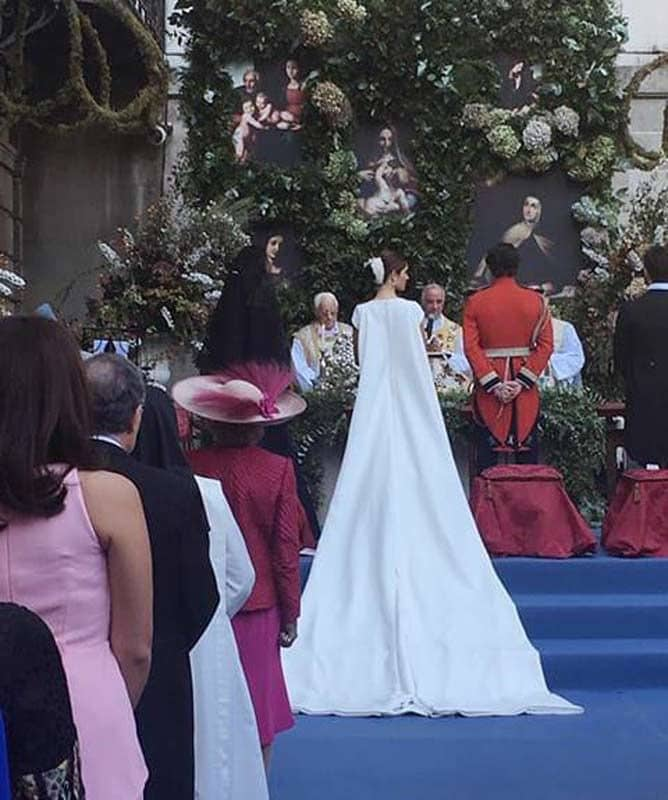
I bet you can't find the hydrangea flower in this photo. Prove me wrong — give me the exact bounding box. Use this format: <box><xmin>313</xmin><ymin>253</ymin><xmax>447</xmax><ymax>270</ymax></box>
<box><xmin>486</xmin><ymin>124</ymin><xmax>522</xmax><ymax>159</ymax></box>
<box><xmin>300</xmin><ymin>9</ymin><xmax>334</xmax><ymax>47</ymax></box>
<box><xmin>553</xmin><ymin>106</ymin><xmax>580</xmax><ymax>137</ymax></box>
<box><xmin>312</xmin><ymin>81</ymin><xmax>353</xmax><ymax>128</ymax></box>
<box><xmin>461</xmin><ymin>103</ymin><xmax>491</xmax><ymax>130</ymax></box>
<box><xmin>522</xmin><ymin>118</ymin><xmax>553</xmax><ymax>152</ymax></box>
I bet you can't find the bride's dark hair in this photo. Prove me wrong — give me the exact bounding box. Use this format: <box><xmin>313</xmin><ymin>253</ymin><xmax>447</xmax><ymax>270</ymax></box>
<box><xmin>380</xmin><ymin>249</ymin><xmax>407</xmax><ymax>283</ymax></box>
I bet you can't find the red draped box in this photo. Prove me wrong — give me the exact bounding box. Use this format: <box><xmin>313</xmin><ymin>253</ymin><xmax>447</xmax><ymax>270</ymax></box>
<box><xmin>602</xmin><ymin>469</ymin><xmax>668</xmax><ymax>557</ymax></box>
<box><xmin>470</xmin><ymin>465</ymin><xmax>596</xmax><ymax>558</ymax></box>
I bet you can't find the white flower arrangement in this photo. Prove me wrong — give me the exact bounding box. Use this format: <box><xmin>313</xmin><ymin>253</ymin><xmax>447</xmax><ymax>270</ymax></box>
<box><xmin>336</xmin><ymin>0</ymin><xmax>367</xmax><ymax>23</ymax></box>
<box><xmin>522</xmin><ymin>118</ymin><xmax>553</xmax><ymax>152</ymax></box>
<box><xmin>553</xmin><ymin>105</ymin><xmax>580</xmax><ymax>137</ymax></box>
<box><xmin>97</xmin><ymin>241</ymin><xmax>124</xmax><ymax>270</ymax></box>
<box><xmin>160</xmin><ymin>306</ymin><xmax>175</xmax><ymax>330</ymax></box>
<box><xmin>0</xmin><ymin>255</ymin><xmax>26</xmax><ymax>302</ymax></box>
<box><xmin>182</xmin><ymin>271</ymin><xmax>216</xmax><ymax>287</ymax></box>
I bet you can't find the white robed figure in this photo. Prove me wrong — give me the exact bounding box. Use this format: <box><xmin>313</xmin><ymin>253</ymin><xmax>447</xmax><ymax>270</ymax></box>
<box><xmin>192</xmin><ymin>477</ymin><xmax>269</xmax><ymax>800</ymax></box>
<box><xmin>282</xmin><ymin>251</ymin><xmax>581</xmax><ymax>717</ymax></box>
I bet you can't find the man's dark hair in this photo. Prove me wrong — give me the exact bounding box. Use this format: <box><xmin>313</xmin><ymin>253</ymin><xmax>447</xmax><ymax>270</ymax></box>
<box><xmin>644</xmin><ymin>245</ymin><xmax>668</xmax><ymax>283</ymax></box>
<box><xmin>486</xmin><ymin>243</ymin><xmax>520</xmax><ymax>278</ymax></box>
<box><xmin>85</xmin><ymin>354</ymin><xmax>146</xmax><ymax>435</ymax></box>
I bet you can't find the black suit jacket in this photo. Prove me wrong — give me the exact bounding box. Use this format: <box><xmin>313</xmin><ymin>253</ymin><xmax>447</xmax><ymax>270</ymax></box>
<box><xmin>92</xmin><ymin>440</ymin><xmax>219</xmax><ymax>800</ymax></box>
<box><xmin>613</xmin><ymin>289</ymin><xmax>668</xmax><ymax>465</ymax></box>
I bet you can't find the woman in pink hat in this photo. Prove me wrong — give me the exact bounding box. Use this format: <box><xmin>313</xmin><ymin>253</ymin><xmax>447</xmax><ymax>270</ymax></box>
<box><xmin>173</xmin><ymin>363</ymin><xmax>305</xmax><ymax>772</ymax></box>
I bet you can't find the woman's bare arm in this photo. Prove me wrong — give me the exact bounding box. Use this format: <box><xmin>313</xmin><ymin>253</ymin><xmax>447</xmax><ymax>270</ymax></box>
<box><xmin>80</xmin><ymin>470</ymin><xmax>153</xmax><ymax>708</ymax></box>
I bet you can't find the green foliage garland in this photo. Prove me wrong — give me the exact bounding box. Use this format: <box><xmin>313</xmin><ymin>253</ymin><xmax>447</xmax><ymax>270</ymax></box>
<box><xmin>0</xmin><ymin>0</ymin><xmax>168</xmax><ymax>134</ymax></box>
<box><xmin>174</xmin><ymin>0</ymin><xmax>627</xmax><ymax>330</ymax></box>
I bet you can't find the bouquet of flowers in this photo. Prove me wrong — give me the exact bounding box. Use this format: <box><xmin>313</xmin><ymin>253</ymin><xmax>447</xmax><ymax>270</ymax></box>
<box><xmin>85</xmin><ymin>193</ymin><xmax>250</xmax><ymax>349</ymax></box>
<box><xmin>0</xmin><ymin>253</ymin><xmax>26</xmax><ymax>315</ymax></box>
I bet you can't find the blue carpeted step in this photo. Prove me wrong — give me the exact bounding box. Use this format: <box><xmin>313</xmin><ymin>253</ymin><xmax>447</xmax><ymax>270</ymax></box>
<box><xmin>300</xmin><ymin>552</ymin><xmax>668</xmax><ymax>595</ymax></box>
<box><xmin>514</xmin><ymin>593</ymin><xmax>668</xmax><ymax>639</ymax></box>
<box><xmin>536</xmin><ymin>637</ymin><xmax>668</xmax><ymax>688</ymax></box>
<box><xmin>493</xmin><ymin>554</ymin><xmax>668</xmax><ymax>595</ymax></box>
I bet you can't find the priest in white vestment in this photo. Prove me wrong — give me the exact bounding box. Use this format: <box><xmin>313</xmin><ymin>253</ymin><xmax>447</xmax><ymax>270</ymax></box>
<box><xmin>540</xmin><ymin>315</ymin><xmax>585</xmax><ymax>389</ymax></box>
<box><xmin>420</xmin><ymin>283</ymin><xmax>471</xmax><ymax>390</ymax></box>
<box><xmin>291</xmin><ymin>292</ymin><xmax>354</xmax><ymax>392</ymax></box>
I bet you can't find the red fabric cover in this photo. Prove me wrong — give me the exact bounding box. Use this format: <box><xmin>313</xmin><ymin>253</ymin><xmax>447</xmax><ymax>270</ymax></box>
<box><xmin>470</xmin><ymin>464</ymin><xmax>596</xmax><ymax>558</ymax></box>
<box><xmin>602</xmin><ymin>469</ymin><xmax>668</xmax><ymax>557</ymax></box>
<box><xmin>188</xmin><ymin>445</ymin><xmax>302</xmax><ymax>624</ymax></box>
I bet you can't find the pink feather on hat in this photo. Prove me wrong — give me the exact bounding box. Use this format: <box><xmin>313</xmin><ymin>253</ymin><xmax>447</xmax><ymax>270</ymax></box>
<box><xmin>192</xmin><ymin>362</ymin><xmax>295</xmax><ymax>420</ymax></box>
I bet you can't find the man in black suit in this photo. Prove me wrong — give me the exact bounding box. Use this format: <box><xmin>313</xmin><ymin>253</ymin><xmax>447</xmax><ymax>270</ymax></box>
<box><xmin>85</xmin><ymin>354</ymin><xmax>219</xmax><ymax>800</ymax></box>
<box><xmin>614</xmin><ymin>245</ymin><xmax>668</xmax><ymax>467</ymax></box>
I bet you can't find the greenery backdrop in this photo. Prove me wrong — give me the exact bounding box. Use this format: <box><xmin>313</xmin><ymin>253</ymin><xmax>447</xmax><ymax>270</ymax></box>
<box><xmin>166</xmin><ymin>0</ymin><xmax>643</xmax><ymax>512</ymax></box>
<box><xmin>173</xmin><ymin>0</ymin><xmax>628</xmax><ymax>334</ymax></box>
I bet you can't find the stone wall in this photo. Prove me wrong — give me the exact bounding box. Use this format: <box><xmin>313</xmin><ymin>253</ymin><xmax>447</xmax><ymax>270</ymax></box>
<box><xmin>20</xmin><ymin>128</ymin><xmax>163</xmax><ymax>315</ymax></box>
<box><xmin>616</xmin><ymin>0</ymin><xmax>668</xmax><ymax>193</ymax></box>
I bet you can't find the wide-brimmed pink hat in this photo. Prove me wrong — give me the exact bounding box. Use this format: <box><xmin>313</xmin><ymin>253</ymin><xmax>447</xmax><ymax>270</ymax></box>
<box><xmin>172</xmin><ymin>363</ymin><xmax>306</xmax><ymax>426</ymax></box>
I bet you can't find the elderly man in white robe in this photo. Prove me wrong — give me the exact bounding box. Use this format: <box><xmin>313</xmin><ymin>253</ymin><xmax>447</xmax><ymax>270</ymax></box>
<box><xmin>421</xmin><ymin>283</ymin><xmax>471</xmax><ymax>391</ymax></box>
<box><xmin>291</xmin><ymin>292</ymin><xmax>354</xmax><ymax>392</ymax></box>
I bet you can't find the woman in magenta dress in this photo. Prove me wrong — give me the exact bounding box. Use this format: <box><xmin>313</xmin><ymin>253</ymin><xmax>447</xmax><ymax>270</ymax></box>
<box><xmin>0</xmin><ymin>317</ymin><xmax>153</xmax><ymax>799</ymax></box>
<box><xmin>173</xmin><ymin>364</ymin><xmax>305</xmax><ymax>772</ymax></box>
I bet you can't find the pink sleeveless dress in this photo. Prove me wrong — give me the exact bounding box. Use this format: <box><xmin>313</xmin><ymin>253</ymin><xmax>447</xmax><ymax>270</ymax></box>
<box><xmin>0</xmin><ymin>470</ymin><xmax>147</xmax><ymax>799</ymax></box>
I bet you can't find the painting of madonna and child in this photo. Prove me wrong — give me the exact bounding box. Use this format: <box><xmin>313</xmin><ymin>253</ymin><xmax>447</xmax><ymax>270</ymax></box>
<box><xmin>466</xmin><ymin>170</ymin><xmax>584</xmax><ymax>297</ymax></box>
<box><xmin>229</xmin><ymin>58</ymin><xmax>309</xmax><ymax>168</ymax></box>
<box><xmin>354</xmin><ymin>123</ymin><xmax>419</xmax><ymax>218</ymax></box>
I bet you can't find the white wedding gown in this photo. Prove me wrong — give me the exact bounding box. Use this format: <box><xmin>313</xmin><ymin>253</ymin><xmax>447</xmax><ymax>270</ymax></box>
<box><xmin>282</xmin><ymin>298</ymin><xmax>581</xmax><ymax>716</ymax></box>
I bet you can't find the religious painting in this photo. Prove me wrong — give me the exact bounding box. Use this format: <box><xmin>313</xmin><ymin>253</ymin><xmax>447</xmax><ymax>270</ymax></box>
<box><xmin>228</xmin><ymin>56</ymin><xmax>308</xmax><ymax>168</ymax></box>
<box><xmin>496</xmin><ymin>53</ymin><xmax>541</xmax><ymax>111</ymax></box>
<box><xmin>466</xmin><ymin>170</ymin><xmax>584</xmax><ymax>297</ymax></box>
<box><xmin>354</xmin><ymin>123</ymin><xmax>419</xmax><ymax>218</ymax></box>
<box><xmin>251</xmin><ymin>223</ymin><xmax>301</xmax><ymax>286</ymax></box>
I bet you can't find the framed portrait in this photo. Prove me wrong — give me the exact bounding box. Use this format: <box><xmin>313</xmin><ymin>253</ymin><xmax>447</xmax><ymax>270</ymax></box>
<box><xmin>496</xmin><ymin>53</ymin><xmax>542</xmax><ymax>111</ymax></box>
<box><xmin>466</xmin><ymin>170</ymin><xmax>584</xmax><ymax>297</ymax></box>
<box><xmin>228</xmin><ymin>55</ymin><xmax>309</xmax><ymax>168</ymax></box>
<box><xmin>251</xmin><ymin>223</ymin><xmax>301</xmax><ymax>286</ymax></box>
<box><xmin>354</xmin><ymin>122</ymin><xmax>419</xmax><ymax>218</ymax></box>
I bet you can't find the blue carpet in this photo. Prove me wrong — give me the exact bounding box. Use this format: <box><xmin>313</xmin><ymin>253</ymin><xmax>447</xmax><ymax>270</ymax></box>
<box><xmin>286</xmin><ymin>554</ymin><xmax>668</xmax><ymax>798</ymax></box>
<box><xmin>270</xmin><ymin>689</ymin><xmax>668</xmax><ymax>800</ymax></box>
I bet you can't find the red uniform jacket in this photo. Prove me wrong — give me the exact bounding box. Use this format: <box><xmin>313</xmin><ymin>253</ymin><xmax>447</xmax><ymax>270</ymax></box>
<box><xmin>463</xmin><ymin>276</ymin><xmax>553</xmax><ymax>448</ymax></box>
<box><xmin>188</xmin><ymin>445</ymin><xmax>301</xmax><ymax>625</ymax></box>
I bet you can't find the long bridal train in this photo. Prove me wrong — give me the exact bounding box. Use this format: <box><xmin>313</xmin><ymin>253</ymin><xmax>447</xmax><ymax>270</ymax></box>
<box><xmin>282</xmin><ymin>297</ymin><xmax>581</xmax><ymax>717</ymax></box>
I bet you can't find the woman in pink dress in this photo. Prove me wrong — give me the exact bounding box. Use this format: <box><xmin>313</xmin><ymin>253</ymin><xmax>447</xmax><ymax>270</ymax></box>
<box><xmin>0</xmin><ymin>316</ymin><xmax>153</xmax><ymax>799</ymax></box>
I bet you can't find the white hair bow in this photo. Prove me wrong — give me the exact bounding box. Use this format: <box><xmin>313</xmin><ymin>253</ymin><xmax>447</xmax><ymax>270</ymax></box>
<box><xmin>366</xmin><ymin>256</ymin><xmax>384</xmax><ymax>285</ymax></box>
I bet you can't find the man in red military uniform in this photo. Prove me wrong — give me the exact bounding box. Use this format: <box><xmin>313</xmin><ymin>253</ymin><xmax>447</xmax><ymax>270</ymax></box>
<box><xmin>463</xmin><ymin>243</ymin><xmax>553</xmax><ymax>470</ymax></box>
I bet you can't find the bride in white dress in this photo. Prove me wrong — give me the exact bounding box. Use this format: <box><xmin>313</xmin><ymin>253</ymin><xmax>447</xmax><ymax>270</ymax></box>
<box><xmin>282</xmin><ymin>250</ymin><xmax>581</xmax><ymax>717</ymax></box>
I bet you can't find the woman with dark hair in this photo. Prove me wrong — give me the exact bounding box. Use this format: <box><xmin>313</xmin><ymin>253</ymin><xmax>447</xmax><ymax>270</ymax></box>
<box><xmin>197</xmin><ymin>243</ymin><xmax>320</xmax><ymax>544</ymax></box>
<box><xmin>197</xmin><ymin>244</ymin><xmax>290</xmax><ymax>373</ymax></box>
<box><xmin>0</xmin><ymin>602</ymin><xmax>84</xmax><ymax>799</ymax></box>
<box><xmin>0</xmin><ymin>317</ymin><xmax>152</xmax><ymax>799</ymax></box>
<box><xmin>283</xmin><ymin>249</ymin><xmax>580</xmax><ymax>718</ymax></box>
